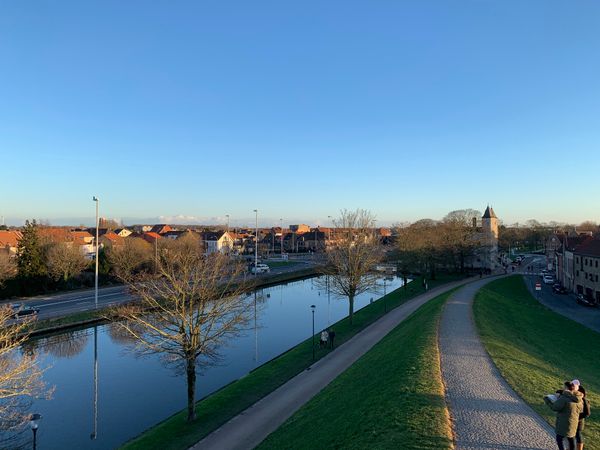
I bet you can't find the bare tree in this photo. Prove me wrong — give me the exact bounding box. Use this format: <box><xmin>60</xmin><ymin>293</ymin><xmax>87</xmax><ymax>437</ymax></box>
<box><xmin>0</xmin><ymin>306</ymin><xmax>52</xmax><ymax>440</ymax></box>
<box><xmin>321</xmin><ymin>209</ymin><xmax>383</xmax><ymax>325</ymax></box>
<box><xmin>45</xmin><ymin>242</ymin><xmax>90</xmax><ymax>283</ymax></box>
<box><xmin>0</xmin><ymin>252</ymin><xmax>16</xmax><ymax>287</ymax></box>
<box><xmin>111</xmin><ymin>233</ymin><xmax>254</xmax><ymax>422</ymax></box>
<box><xmin>107</xmin><ymin>237</ymin><xmax>153</xmax><ymax>280</ymax></box>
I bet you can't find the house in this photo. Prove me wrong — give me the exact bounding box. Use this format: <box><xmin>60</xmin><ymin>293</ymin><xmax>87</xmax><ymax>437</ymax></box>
<box><xmin>71</xmin><ymin>230</ymin><xmax>96</xmax><ymax>258</ymax></box>
<box><xmin>142</xmin><ymin>232</ymin><xmax>162</xmax><ymax>244</ymax></box>
<box><xmin>99</xmin><ymin>232</ymin><xmax>125</xmax><ymax>249</ymax></box>
<box><xmin>572</xmin><ymin>237</ymin><xmax>600</xmax><ymax>303</ymax></box>
<box><xmin>0</xmin><ymin>230</ymin><xmax>22</xmax><ymax>256</ymax></box>
<box><xmin>289</xmin><ymin>224</ymin><xmax>311</xmax><ymax>234</ymax></box>
<box><xmin>162</xmin><ymin>230</ymin><xmax>192</xmax><ymax>240</ymax></box>
<box><xmin>150</xmin><ymin>224</ymin><xmax>172</xmax><ymax>235</ymax></box>
<box><xmin>199</xmin><ymin>231</ymin><xmax>234</xmax><ymax>254</ymax></box>
<box><xmin>555</xmin><ymin>235</ymin><xmax>593</xmax><ymax>292</ymax></box>
<box><xmin>114</xmin><ymin>228</ymin><xmax>132</xmax><ymax>238</ymax></box>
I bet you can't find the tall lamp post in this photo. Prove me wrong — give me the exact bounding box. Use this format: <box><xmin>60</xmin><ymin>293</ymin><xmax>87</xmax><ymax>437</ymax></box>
<box><xmin>226</xmin><ymin>214</ymin><xmax>230</xmax><ymax>233</ymax></box>
<box><xmin>93</xmin><ymin>196</ymin><xmax>99</xmax><ymax>309</ymax></box>
<box><xmin>310</xmin><ymin>304</ymin><xmax>316</xmax><ymax>361</ymax></box>
<box><xmin>253</xmin><ymin>209</ymin><xmax>258</xmax><ymax>274</ymax></box>
<box><xmin>30</xmin><ymin>413</ymin><xmax>42</xmax><ymax>450</ymax></box>
<box><xmin>327</xmin><ymin>215</ymin><xmax>332</xmax><ymax>245</ymax></box>
<box><xmin>280</xmin><ymin>218</ymin><xmax>283</xmax><ymax>256</ymax></box>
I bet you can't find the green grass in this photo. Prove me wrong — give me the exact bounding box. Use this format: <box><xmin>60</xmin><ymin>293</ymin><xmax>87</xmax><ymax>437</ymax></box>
<box><xmin>474</xmin><ymin>276</ymin><xmax>600</xmax><ymax>449</ymax></box>
<box><xmin>258</xmin><ymin>290</ymin><xmax>455</xmax><ymax>450</ymax></box>
<box><xmin>121</xmin><ymin>273</ymin><xmax>466</xmax><ymax>449</ymax></box>
<box><xmin>29</xmin><ymin>309</ymin><xmax>107</xmax><ymax>335</ymax></box>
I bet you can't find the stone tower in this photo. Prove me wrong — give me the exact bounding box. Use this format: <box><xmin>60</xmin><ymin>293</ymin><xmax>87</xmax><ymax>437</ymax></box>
<box><xmin>482</xmin><ymin>206</ymin><xmax>498</xmax><ymax>241</ymax></box>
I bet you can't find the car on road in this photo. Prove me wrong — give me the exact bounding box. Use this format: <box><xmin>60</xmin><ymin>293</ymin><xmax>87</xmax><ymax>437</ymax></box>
<box><xmin>576</xmin><ymin>294</ymin><xmax>597</xmax><ymax>308</ymax></box>
<box><xmin>552</xmin><ymin>284</ymin><xmax>568</xmax><ymax>294</ymax></box>
<box><xmin>543</xmin><ymin>275</ymin><xmax>554</xmax><ymax>284</ymax></box>
<box><xmin>249</xmin><ymin>263</ymin><xmax>270</xmax><ymax>274</ymax></box>
<box><xmin>9</xmin><ymin>303</ymin><xmax>40</xmax><ymax>319</ymax></box>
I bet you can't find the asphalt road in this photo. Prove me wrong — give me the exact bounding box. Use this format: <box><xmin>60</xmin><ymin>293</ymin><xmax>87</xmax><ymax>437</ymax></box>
<box><xmin>3</xmin><ymin>261</ymin><xmax>315</xmax><ymax>321</ymax></box>
<box><xmin>522</xmin><ymin>255</ymin><xmax>600</xmax><ymax>334</ymax></box>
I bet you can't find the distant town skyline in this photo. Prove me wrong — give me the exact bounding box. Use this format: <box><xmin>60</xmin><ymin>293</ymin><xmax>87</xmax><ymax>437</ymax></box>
<box><xmin>1</xmin><ymin>2</ymin><xmax>599</xmax><ymax>226</ymax></box>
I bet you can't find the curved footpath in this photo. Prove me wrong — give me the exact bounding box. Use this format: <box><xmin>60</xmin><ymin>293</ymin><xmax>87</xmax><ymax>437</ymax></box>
<box><xmin>439</xmin><ymin>278</ymin><xmax>555</xmax><ymax>450</ymax></box>
<box><xmin>190</xmin><ymin>276</ymin><xmax>474</xmax><ymax>450</ymax></box>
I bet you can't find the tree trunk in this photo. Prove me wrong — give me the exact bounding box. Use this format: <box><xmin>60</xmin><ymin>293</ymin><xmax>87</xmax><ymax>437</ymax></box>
<box><xmin>348</xmin><ymin>295</ymin><xmax>354</xmax><ymax>325</ymax></box>
<box><xmin>186</xmin><ymin>358</ymin><xmax>197</xmax><ymax>422</ymax></box>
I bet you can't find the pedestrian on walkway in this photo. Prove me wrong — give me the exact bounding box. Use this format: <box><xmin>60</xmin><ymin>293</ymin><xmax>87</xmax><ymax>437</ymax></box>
<box><xmin>575</xmin><ymin>384</ymin><xmax>591</xmax><ymax>450</ymax></box>
<box><xmin>544</xmin><ymin>381</ymin><xmax>583</xmax><ymax>450</ymax></box>
<box><xmin>320</xmin><ymin>330</ymin><xmax>328</xmax><ymax>348</ymax></box>
<box><xmin>328</xmin><ymin>328</ymin><xmax>336</xmax><ymax>349</ymax></box>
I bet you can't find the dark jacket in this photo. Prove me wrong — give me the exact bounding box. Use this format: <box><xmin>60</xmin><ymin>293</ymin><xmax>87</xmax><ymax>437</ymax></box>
<box><xmin>578</xmin><ymin>398</ymin><xmax>591</xmax><ymax>432</ymax></box>
<box><xmin>545</xmin><ymin>390</ymin><xmax>583</xmax><ymax>437</ymax></box>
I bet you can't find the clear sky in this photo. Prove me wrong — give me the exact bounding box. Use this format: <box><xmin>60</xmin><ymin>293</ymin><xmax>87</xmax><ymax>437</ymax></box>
<box><xmin>1</xmin><ymin>1</ymin><xmax>599</xmax><ymax>227</ymax></box>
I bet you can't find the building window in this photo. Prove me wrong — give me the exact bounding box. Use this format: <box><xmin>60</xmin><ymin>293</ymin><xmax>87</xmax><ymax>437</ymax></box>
<box><xmin>585</xmin><ymin>259</ymin><xmax>588</xmax><ymax>266</ymax></box>
<box><xmin>576</xmin><ymin>257</ymin><xmax>579</xmax><ymax>263</ymax></box>
<box><xmin>577</xmin><ymin>270</ymin><xmax>579</xmax><ymax>276</ymax></box>
<box><xmin>597</xmin><ymin>275</ymin><xmax>599</xmax><ymax>282</ymax></box>
<box><xmin>596</xmin><ymin>260</ymin><xmax>599</xmax><ymax>268</ymax></box>
<box><xmin>585</xmin><ymin>273</ymin><xmax>588</xmax><ymax>280</ymax></box>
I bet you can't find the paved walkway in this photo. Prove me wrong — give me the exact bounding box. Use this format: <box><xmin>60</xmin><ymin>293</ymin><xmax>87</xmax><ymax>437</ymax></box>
<box><xmin>191</xmin><ymin>277</ymin><xmax>474</xmax><ymax>450</ymax></box>
<box><xmin>439</xmin><ymin>278</ymin><xmax>555</xmax><ymax>450</ymax></box>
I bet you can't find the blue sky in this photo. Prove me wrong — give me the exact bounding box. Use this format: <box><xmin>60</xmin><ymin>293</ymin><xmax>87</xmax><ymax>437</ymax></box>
<box><xmin>1</xmin><ymin>1</ymin><xmax>599</xmax><ymax>227</ymax></box>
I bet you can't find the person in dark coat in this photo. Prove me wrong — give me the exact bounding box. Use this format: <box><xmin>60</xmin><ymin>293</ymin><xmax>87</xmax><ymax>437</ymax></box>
<box><xmin>575</xmin><ymin>385</ymin><xmax>591</xmax><ymax>450</ymax></box>
<box><xmin>328</xmin><ymin>328</ymin><xmax>336</xmax><ymax>349</ymax></box>
<box><xmin>544</xmin><ymin>381</ymin><xmax>584</xmax><ymax>450</ymax></box>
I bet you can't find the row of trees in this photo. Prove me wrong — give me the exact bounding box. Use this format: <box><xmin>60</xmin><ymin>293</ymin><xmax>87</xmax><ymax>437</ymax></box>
<box><xmin>394</xmin><ymin>209</ymin><xmax>485</xmax><ymax>279</ymax></box>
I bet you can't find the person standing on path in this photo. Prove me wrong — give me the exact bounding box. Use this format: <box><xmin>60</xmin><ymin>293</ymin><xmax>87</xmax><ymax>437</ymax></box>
<box><xmin>320</xmin><ymin>330</ymin><xmax>328</xmax><ymax>348</ymax></box>
<box><xmin>328</xmin><ymin>328</ymin><xmax>335</xmax><ymax>349</ymax></box>
<box><xmin>575</xmin><ymin>385</ymin><xmax>591</xmax><ymax>450</ymax></box>
<box><xmin>544</xmin><ymin>381</ymin><xmax>583</xmax><ymax>450</ymax></box>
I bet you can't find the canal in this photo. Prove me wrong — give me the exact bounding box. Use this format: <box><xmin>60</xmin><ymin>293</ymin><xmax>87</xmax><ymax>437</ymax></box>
<box><xmin>14</xmin><ymin>274</ymin><xmax>406</xmax><ymax>449</ymax></box>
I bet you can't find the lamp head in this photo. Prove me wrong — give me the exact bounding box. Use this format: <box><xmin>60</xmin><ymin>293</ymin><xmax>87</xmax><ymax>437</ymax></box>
<box><xmin>29</xmin><ymin>413</ymin><xmax>42</xmax><ymax>430</ymax></box>
<box><xmin>310</xmin><ymin>304</ymin><xmax>316</xmax><ymax>310</ymax></box>
<box><xmin>93</xmin><ymin>196</ymin><xmax>98</xmax><ymax>202</ymax></box>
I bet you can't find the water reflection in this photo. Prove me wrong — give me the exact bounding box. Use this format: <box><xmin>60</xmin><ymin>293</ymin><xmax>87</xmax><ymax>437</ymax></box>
<box><xmin>17</xmin><ymin>275</ymin><xmax>406</xmax><ymax>450</ymax></box>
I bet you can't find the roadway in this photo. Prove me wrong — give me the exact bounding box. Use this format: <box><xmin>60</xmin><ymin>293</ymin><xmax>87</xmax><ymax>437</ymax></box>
<box><xmin>2</xmin><ymin>260</ymin><xmax>316</xmax><ymax>321</ymax></box>
<box><xmin>520</xmin><ymin>254</ymin><xmax>600</xmax><ymax>333</ymax></box>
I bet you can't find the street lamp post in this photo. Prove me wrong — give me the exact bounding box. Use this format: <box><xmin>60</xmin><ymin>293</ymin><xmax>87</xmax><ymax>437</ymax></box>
<box><xmin>29</xmin><ymin>413</ymin><xmax>42</xmax><ymax>450</ymax></box>
<box><xmin>93</xmin><ymin>196</ymin><xmax>99</xmax><ymax>309</ymax></box>
<box><xmin>327</xmin><ymin>215</ymin><xmax>332</xmax><ymax>245</ymax></box>
<box><xmin>280</xmin><ymin>218</ymin><xmax>283</xmax><ymax>256</ymax></box>
<box><xmin>226</xmin><ymin>214</ymin><xmax>230</xmax><ymax>233</ymax></box>
<box><xmin>253</xmin><ymin>209</ymin><xmax>258</xmax><ymax>275</ymax></box>
<box><xmin>310</xmin><ymin>304</ymin><xmax>316</xmax><ymax>361</ymax></box>
<box><xmin>383</xmin><ymin>278</ymin><xmax>387</xmax><ymax>313</ymax></box>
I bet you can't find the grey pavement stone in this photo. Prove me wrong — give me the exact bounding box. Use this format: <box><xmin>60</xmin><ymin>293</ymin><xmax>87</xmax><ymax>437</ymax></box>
<box><xmin>439</xmin><ymin>279</ymin><xmax>555</xmax><ymax>450</ymax></box>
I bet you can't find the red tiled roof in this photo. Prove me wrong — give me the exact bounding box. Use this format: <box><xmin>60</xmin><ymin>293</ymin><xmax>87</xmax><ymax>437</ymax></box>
<box><xmin>0</xmin><ymin>230</ymin><xmax>22</xmax><ymax>247</ymax></box>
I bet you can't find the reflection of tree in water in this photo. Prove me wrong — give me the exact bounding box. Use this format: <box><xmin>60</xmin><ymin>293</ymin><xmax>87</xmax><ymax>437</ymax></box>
<box><xmin>38</xmin><ymin>329</ymin><xmax>90</xmax><ymax>359</ymax></box>
<box><xmin>106</xmin><ymin>322</ymin><xmax>140</xmax><ymax>346</ymax></box>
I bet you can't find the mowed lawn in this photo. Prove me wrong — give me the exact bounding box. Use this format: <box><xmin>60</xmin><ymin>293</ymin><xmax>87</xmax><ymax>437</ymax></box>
<box><xmin>258</xmin><ymin>291</ymin><xmax>455</xmax><ymax>450</ymax></box>
<box><xmin>474</xmin><ymin>276</ymin><xmax>600</xmax><ymax>449</ymax></box>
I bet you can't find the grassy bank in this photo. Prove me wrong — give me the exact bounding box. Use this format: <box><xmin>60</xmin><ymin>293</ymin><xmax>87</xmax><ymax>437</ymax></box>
<box><xmin>121</xmin><ymin>273</ymin><xmax>466</xmax><ymax>449</ymax></box>
<box><xmin>474</xmin><ymin>276</ymin><xmax>600</xmax><ymax>448</ymax></box>
<box><xmin>258</xmin><ymin>290</ymin><xmax>455</xmax><ymax>450</ymax></box>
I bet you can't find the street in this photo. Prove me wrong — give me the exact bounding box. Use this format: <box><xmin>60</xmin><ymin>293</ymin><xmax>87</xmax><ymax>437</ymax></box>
<box><xmin>521</xmin><ymin>255</ymin><xmax>600</xmax><ymax>334</ymax></box>
<box><xmin>2</xmin><ymin>260</ymin><xmax>316</xmax><ymax>321</ymax></box>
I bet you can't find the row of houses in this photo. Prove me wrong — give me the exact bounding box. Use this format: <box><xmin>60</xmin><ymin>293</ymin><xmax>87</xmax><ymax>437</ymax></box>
<box><xmin>0</xmin><ymin>223</ymin><xmax>393</xmax><ymax>260</ymax></box>
<box><xmin>548</xmin><ymin>232</ymin><xmax>600</xmax><ymax>303</ymax></box>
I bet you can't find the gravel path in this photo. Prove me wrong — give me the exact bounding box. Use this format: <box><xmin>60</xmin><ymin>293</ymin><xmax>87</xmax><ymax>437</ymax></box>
<box><xmin>190</xmin><ymin>277</ymin><xmax>474</xmax><ymax>450</ymax></box>
<box><xmin>439</xmin><ymin>278</ymin><xmax>555</xmax><ymax>450</ymax></box>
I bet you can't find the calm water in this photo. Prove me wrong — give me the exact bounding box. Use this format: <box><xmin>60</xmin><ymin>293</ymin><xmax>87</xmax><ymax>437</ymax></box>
<box><xmin>15</xmin><ymin>275</ymin><xmax>405</xmax><ymax>450</ymax></box>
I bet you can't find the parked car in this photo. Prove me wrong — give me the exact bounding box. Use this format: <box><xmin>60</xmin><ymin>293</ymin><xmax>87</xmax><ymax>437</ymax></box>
<box><xmin>9</xmin><ymin>303</ymin><xmax>40</xmax><ymax>319</ymax></box>
<box><xmin>576</xmin><ymin>294</ymin><xmax>597</xmax><ymax>308</ymax></box>
<box><xmin>552</xmin><ymin>284</ymin><xmax>568</xmax><ymax>294</ymax></box>
<box><xmin>543</xmin><ymin>275</ymin><xmax>554</xmax><ymax>284</ymax></box>
<box><xmin>249</xmin><ymin>263</ymin><xmax>270</xmax><ymax>274</ymax></box>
